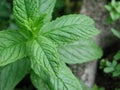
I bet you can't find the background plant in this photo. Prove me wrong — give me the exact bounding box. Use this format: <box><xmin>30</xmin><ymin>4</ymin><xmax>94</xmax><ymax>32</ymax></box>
<box><xmin>100</xmin><ymin>29</ymin><xmax>120</xmax><ymax>77</ymax></box>
<box><xmin>93</xmin><ymin>84</ymin><xmax>105</xmax><ymax>90</ymax></box>
<box><xmin>0</xmin><ymin>0</ymin><xmax>102</xmax><ymax>90</ymax></box>
<box><xmin>105</xmin><ymin>0</ymin><xmax>120</xmax><ymax>23</ymax></box>
<box><xmin>102</xmin><ymin>0</ymin><xmax>120</xmax><ymax>79</ymax></box>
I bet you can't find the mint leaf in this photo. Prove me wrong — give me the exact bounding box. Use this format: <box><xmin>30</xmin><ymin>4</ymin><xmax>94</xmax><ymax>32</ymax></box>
<box><xmin>0</xmin><ymin>57</ymin><xmax>30</xmax><ymax>90</ymax></box>
<box><xmin>13</xmin><ymin>0</ymin><xmax>43</xmax><ymax>31</ymax></box>
<box><xmin>40</xmin><ymin>14</ymin><xmax>99</xmax><ymax>45</ymax></box>
<box><xmin>31</xmin><ymin>72</ymin><xmax>49</xmax><ymax>90</ymax></box>
<box><xmin>27</xmin><ymin>36</ymin><xmax>59</xmax><ymax>76</ymax></box>
<box><xmin>40</xmin><ymin>0</ymin><xmax>56</xmax><ymax>22</ymax></box>
<box><xmin>0</xmin><ymin>30</ymin><xmax>27</xmax><ymax>66</ymax></box>
<box><xmin>110</xmin><ymin>11</ymin><xmax>120</xmax><ymax>21</ymax></box>
<box><xmin>104</xmin><ymin>67</ymin><xmax>114</xmax><ymax>73</ymax></box>
<box><xmin>31</xmin><ymin>62</ymin><xmax>82</xmax><ymax>90</ymax></box>
<box><xmin>13</xmin><ymin>0</ymin><xmax>56</xmax><ymax>31</ymax></box>
<box><xmin>50</xmin><ymin>62</ymin><xmax>82</xmax><ymax>90</ymax></box>
<box><xmin>58</xmin><ymin>39</ymin><xmax>102</xmax><ymax>64</ymax></box>
<box><xmin>28</xmin><ymin>36</ymin><xmax>82</xmax><ymax>90</ymax></box>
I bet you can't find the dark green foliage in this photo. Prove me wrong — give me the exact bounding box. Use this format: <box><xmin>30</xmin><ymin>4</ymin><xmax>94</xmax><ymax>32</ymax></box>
<box><xmin>105</xmin><ymin>0</ymin><xmax>120</xmax><ymax>23</ymax></box>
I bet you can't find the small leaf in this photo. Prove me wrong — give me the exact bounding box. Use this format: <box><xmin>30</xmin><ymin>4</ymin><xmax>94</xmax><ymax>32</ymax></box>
<box><xmin>0</xmin><ymin>57</ymin><xmax>30</xmax><ymax>90</ymax></box>
<box><xmin>100</xmin><ymin>59</ymin><xmax>107</xmax><ymax>69</ymax></box>
<box><xmin>58</xmin><ymin>39</ymin><xmax>102</xmax><ymax>64</ymax></box>
<box><xmin>111</xmin><ymin>28</ymin><xmax>120</xmax><ymax>39</ymax></box>
<box><xmin>106</xmin><ymin>61</ymin><xmax>112</xmax><ymax>66</ymax></box>
<box><xmin>110</xmin><ymin>11</ymin><xmax>120</xmax><ymax>21</ymax></box>
<box><xmin>0</xmin><ymin>30</ymin><xmax>27</xmax><ymax>66</ymax></box>
<box><xmin>104</xmin><ymin>67</ymin><xmax>114</xmax><ymax>73</ymax></box>
<box><xmin>115</xmin><ymin>64</ymin><xmax>120</xmax><ymax>70</ymax></box>
<box><xmin>114</xmin><ymin>3</ymin><xmax>120</xmax><ymax>13</ymax></box>
<box><xmin>112</xmin><ymin>61</ymin><xmax>117</xmax><ymax>67</ymax></box>
<box><xmin>113</xmin><ymin>50</ymin><xmax>120</xmax><ymax>61</ymax></box>
<box><xmin>112</xmin><ymin>71</ymin><xmax>120</xmax><ymax>77</ymax></box>
<box><xmin>105</xmin><ymin>5</ymin><xmax>112</xmax><ymax>11</ymax></box>
<box><xmin>111</xmin><ymin>0</ymin><xmax>116</xmax><ymax>7</ymax></box>
<box><xmin>40</xmin><ymin>14</ymin><xmax>99</xmax><ymax>45</ymax></box>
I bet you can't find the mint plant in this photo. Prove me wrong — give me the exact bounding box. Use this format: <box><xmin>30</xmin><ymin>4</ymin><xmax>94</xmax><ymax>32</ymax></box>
<box><xmin>105</xmin><ymin>0</ymin><xmax>120</xmax><ymax>23</ymax></box>
<box><xmin>100</xmin><ymin>51</ymin><xmax>120</xmax><ymax>77</ymax></box>
<box><xmin>0</xmin><ymin>0</ymin><xmax>102</xmax><ymax>90</ymax></box>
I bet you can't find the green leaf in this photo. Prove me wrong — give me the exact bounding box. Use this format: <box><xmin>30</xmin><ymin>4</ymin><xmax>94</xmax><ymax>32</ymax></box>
<box><xmin>105</xmin><ymin>5</ymin><xmax>112</xmax><ymax>11</ymax></box>
<box><xmin>13</xmin><ymin>0</ymin><xmax>56</xmax><ymax>31</ymax></box>
<box><xmin>113</xmin><ymin>71</ymin><xmax>120</xmax><ymax>77</ymax></box>
<box><xmin>27</xmin><ymin>36</ymin><xmax>82</xmax><ymax>90</ymax></box>
<box><xmin>114</xmin><ymin>3</ymin><xmax>120</xmax><ymax>13</ymax></box>
<box><xmin>106</xmin><ymin>61</ymin><xmax>112</xmax><ymax>66</ymax></box>
<box><xmin>114</xmin><ymin>50</ymin><xmax>120</xmax><ymax>61</ymax></box>
<box><xmin>0</xmin><ymin>30</ymin><xmax>27</xmax><ymax>66</ymax></box>
<box><xmin>40</xmin><ymin>14</ymin><xmax>99</xmax><ymax>45</ymax></box>
<box><xmin>104</xmin><ymin>67</ymin><xmax>114</xmax><ymax>73</ymax></box>
<box><xmin>58</xmin><ymin>39</ymin><xmax>102</xmax><ymax>64</ymax></box>
<box><xmin>111</xmin><ymin>0</ymin><xmax>116</xmax><ymax>7</ymax></box>
<box><xmin>0</xmin><ymin>57</ymin><xmax>30</xmax><ymax>90</ymax></box>
<box><xmin>39</xmin><ymin>0</ymin><xmax>56</xmax><ymax>22</ymax></box>
<box><xmin>27</xmin><ymin>36</ymin><xmax>59</xmax><ymax>76</ymax></box>
<box><xmin>110</xmin><ymin>11</ymin><xmax>120</xmax><ymax>21</ymax></box>
<box><xmin>31</xmin><ymin>72</ymin><xmax>49</xmax><ymax>90</ymax></box>
<box><xmin>115</xmin><ymin>64</ymin><xmax>120</xmax><ymax>70</ymax></box>
<box><xmin>111</xmin><ymin>28</ymin><xmax>120</xmax><ymax>39</ymax></box>
<box><xmin>112</xmin><ymin>61</ymin><xmax>117</xmax><ymax>67</ymax></box>
<box><xmin>31</xmin><ymin>62</ymin><xmax>82</xmax><ymax>90</ymax></box>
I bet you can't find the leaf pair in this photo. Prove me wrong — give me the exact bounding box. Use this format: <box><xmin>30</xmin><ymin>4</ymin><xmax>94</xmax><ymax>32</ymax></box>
<box><xmin>0</xmin><ymin>0</ymin><xmax>102</xmax><ymax>90</ymax></box>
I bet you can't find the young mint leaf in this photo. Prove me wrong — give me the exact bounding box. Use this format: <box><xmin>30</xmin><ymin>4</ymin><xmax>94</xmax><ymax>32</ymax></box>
<box><xmin>40</xmin><ymin>14</ymin><xmax>99</xmax><ymax>45</ymax></box>
<box><xmin>0</xmin><ymin>30</ymin><xmax>27</xmax><ymax>66</ymax></box>
<box><xmin>58</xmin><ymin>39</ymin><xmax>102</xmax><ymax>64</ymax></box>
<box><xmin>0</xmin><ymin>57</ymin><xmax>30</xmax><ymax>90</ymax></box>
<box><xmin>27</xmin><ymin>36</ymin><xmax>82</xmax><ymax>90</ymax></box>
<box><xmin>39</xmin><ymin>0</ymin><xmax>56</xmax><ymax>22</ymax></box>
<box><xmin>13</xmin><ymin>0</ymin><xmax>56</xmax><ymax>31</ymax></box>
